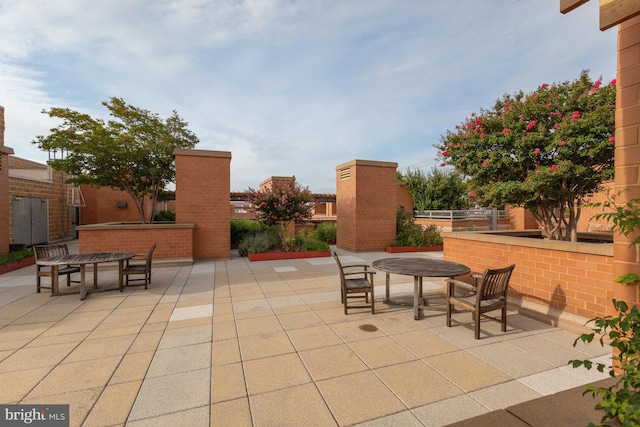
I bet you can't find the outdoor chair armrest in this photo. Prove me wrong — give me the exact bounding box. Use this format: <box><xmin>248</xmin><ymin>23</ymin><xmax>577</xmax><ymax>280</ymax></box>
<box><xmin>445</xmin><ymin>278</ymin><xmax>476</xmax><ymax>296</ymax></box>
<box><xmin>343</xmin><ymin>270</ymin><xmax>376</xmax><ymax>277</ymax></box>
<box><xmin>342</xmin><ymin>264</ymin><xmax>371</xmax><ymax>270</ymax></box>
<box><xmin>471</xmin><ymin>273</ymin><xmax>482</xmax><ymax>286</ymax></box>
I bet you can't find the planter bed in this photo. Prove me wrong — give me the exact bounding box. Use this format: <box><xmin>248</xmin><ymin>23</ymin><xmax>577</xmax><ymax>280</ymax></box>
<box><xmin>0</xmin><ymin>257</ymin><xmax>35</xmax><ymax>274</ymax></box>
<box><xmin>248</xmin><ymin>250</ymin><xmax>331</xmax><ymax>262</ymax></box>
<box><xmin>385</xmin><ymin>245</ymin><xmax>443</xmax><ymax>253</ymax></box>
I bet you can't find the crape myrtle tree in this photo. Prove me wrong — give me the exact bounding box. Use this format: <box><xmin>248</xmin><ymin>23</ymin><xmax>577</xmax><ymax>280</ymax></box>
<box><xmin>436</xmin><ymin>71</ymin><xmax>615</xmax><ymax>241</ymax></box>
<box><xmin>34</xmin><ymin>97</ymin><xmax>199</xmax><ymax>223</ymax></box>
<box><xmin>247</xmin><ymin>178</ymin><xmax>313</xmax><ymax>247</ymax></box>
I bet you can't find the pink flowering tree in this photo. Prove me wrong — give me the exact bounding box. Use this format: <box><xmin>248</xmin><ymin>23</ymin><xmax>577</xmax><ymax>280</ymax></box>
<box><xmin>436</xmin><ymin>71</ymin><xmax>615</xmax><ymax>241</ymax></box>
<box><xmin>247</xmin><ymin>179</ymin><xmax>313</xmax><ymax>247</ymax></box>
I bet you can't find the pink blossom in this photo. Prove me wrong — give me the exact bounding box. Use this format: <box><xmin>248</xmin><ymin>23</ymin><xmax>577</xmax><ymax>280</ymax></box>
<box><xmin>502</xmin><ymin>128</ymin><xmax>510</xmax><ymax>135</ymax></box>
<box><xmin>608</xmin><ymin>136</ymin><xmax>615</xmax><ymax>144</ymax></box>
<box><xmin>610</xmin><ymin>78</ymin><xmax>617</xmax><ymax>86</ymax></box>
<box><xmin>545</xmin><ymin>103</ymin><xmax>552</xmax><ymax>108</ymax></box>
<box><xmin>540</xmin><ymin>83</ymin><xmax>549</xmax><ymax>89</ymax></box>
<box><xmin>533</xmin><ymin>148</ymin><xmax>541</xmax><ymax>155</ymax></box>
<box><xmin>593</xmin><ymin>79</ymin><xmax>602</xmax><ymax>88</ymax></box>
<box><xmin>475</xmin><ymin>119</ymin><xmax>482</xmax><ymax>127</ymax></box>
<box><xmin>439</xmin><ymin>162</ymin><xmax>446</xmax><ymax>167</ymax></box>
<box><xmin>469</xmin><ymin>192</ymin><xmax>477</xmax><ymax>198</ymax></box>
<box><xmin>441</xmin><ymin>151</ymin><xmax>449</xmax><ymax>157</ymax></box>
<box><xmin>526</xmin><ymin>120</ymin><xmax>537</xmax><ymax>131</ymax></box>
<box><xmin>480</xmin><ymin>133</ymin><xmax>485</xmax><ymax>139</ymax></box>
<box><xmin>465</xmin><ymin>122</ymin><xmax>473</xmax><ymax>129</ymax></box>
<box><xmin>505</xmin><ymin>101</ymin><xmax>511</xmax><ymax>105</ymax></box>
<box><xmin>571</xmin><ymin>111</ymin><xmax>581</xmax><ymax>121</ymax></box>
<box><xmin>482</xmin><ymin>160</ymin><xmax>488</xmax><ymax>167</ymax></box>
<box><xmin>558</xmin><ymin>140</ymin><xmax>566</xmax><ymax>146</ymax></box>
<box><xmin>550</xmin><ymin>164</ymin><xmax>558</xmax><ymax>172</ymax></box>
<box><xmin>590</xmin><ymin>87</ymin><xmax>598</xmax><ymax>94</ymax></box>
<box><xmin>535</xmin><ymin>169</ymin><xmax>541</xmax><ymax>175</ymax></box>
<box><xmin>554</xmin><ymin>123</ymin><xmax>561</xmax><ymax>129</ymax></box>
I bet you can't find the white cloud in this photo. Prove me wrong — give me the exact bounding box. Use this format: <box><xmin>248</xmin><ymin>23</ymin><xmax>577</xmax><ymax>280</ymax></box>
<box><xmin>0</xmin><ymin>0</ymin><xmax>616</xmax><ymax>193</ymax></box>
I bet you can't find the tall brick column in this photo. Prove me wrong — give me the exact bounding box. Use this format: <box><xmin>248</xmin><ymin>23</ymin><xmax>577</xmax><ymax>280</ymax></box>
<box><xmin>0</xmin><ymin>107</ymin><xmax>15</xmax><ymax>255</ymax></box>
<box><xmin>336</xmin><ymin>159</ymin><xmax>398</xmax><ymax>251</ymax></box>
<box><xmin>614</xmin><ymin>16</ymin><xmax>640</xmax><ymax>304</ymax></box>
<box><xmin>174</xmin><ymin>149</ymin><xmax>231</xmax><ymax>259</ymax></box>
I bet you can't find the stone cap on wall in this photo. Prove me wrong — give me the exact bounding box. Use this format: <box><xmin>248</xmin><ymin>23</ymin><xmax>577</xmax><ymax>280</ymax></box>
<box><xmin>443</xmin><ymin>230</ymin><xmax>613</xmax><ymax>256</ymax></box>
<box><xmin>173</xmin><ymin>148</ymin><xmax>232</xmax><ymax>158</ymax></box>
<box><xmin>77</xmin><ymin>222</ymin><xmax>195</xmax><ymax>230</ymax></box>
<box><xmin>335</xmin><ymin>159</ymin><xmax>398</xmax><ymax>170</ymax></box>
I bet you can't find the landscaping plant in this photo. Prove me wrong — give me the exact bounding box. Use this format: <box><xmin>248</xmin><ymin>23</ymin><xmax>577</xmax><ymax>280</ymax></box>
<box><xmin>231</xmin><ymin>219</ymin><xmax>267</xmax><ymax>246</ymax></box>
<box><xmin>247</xmin><ymin>179</ymin><xmax>313</xmax><ymax>249</ymax></box>
<box><xmin>437</xmin><ymin>71</ymin><xmax>615</xmax><ymax>242</ymax></box>
<box><xmin>0</xmin><ymin>248</ymin><xmax>34</xmax><ymax>266</ymax></box>
<box><xmin>570</xmin><ymin>191</ymin><xmax>640</xmax><ymax>426</ymax></box>
<box><xmin>391</xmin><ymin>207</ymin><xmax>443</xmax><ymax>247</ymax></box>
<box><xmin>313</xmin><ymin>222</ymin><xmax>337</xmax><ymax>243</ymax></box>
<box><xmin>399</xmin><ymin>167</ymin><xmax>469</xmax><ymax>211</ymax></box>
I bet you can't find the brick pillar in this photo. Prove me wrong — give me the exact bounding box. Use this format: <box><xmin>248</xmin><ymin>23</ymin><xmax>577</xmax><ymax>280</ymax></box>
<box><xmin>336</xmin><ymin>159</ymin><xmax>398</xmax><ymax>251</ymax></box>
<box><xmin>174</xmin><ymin>149</ymin><xmax>231</xmax><ymax>259</ymax></box>
<box><xmin>0</xmin><ymin>106</ymin><xmax>15</xmax><ymax>255</ymax></box>
<box><xmin>613</xmin><ymin>16</ymin><xmax>640</xmax><ymax>304</ymax></box>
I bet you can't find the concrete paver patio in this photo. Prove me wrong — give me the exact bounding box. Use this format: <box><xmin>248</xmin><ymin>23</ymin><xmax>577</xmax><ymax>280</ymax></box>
<box><xmin>0</xmin><ymin>244</ymin><xmax>612</xmax><ymax>426</ymax></box>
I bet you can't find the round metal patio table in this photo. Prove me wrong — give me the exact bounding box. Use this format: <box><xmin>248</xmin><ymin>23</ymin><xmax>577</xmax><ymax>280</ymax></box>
<box><xmin>372</xmin><ymin>257</ymin><xmax>470</xmax><ymax>320</ymax></box>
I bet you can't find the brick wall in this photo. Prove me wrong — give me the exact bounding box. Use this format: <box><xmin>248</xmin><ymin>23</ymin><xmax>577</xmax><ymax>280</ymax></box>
<box><xmin>614</xmin><ymin>16</ymin><xmax>640</xmax><ymax>303</ymax></box>
<box><xmin>8</xmin><ymin>157</ymin><xmax>73</xmax><ymax>243</ymax></box>
<box><xmin>78</xmin><ymin>224</ymin><xmax>193</xmax><ymax>259</ymax></box>
<box><xmin>443</xmin><ymin>232</ymin><xmax>620</xmax><ymax>321</ymax></box>
<box><xmin>336</xmin><ymin>159</ymin><xmax>398</xmax><ymax>251</ymax></box>
<box><xmin>80</xmin><ymin>185</ymin><xmax>144</xmax><ymax>225</ymax></box>
<box><xmin>175</xmin><ymin>148</ymin><xmax>231</xmax><ymax>259</ymax></box>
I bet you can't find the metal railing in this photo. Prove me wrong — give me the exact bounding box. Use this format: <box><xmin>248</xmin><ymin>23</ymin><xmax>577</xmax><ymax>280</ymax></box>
<box><xmin>414</xmin><ymin>209</ymin><xmax>508</xmax><ymax>220</ymax></box>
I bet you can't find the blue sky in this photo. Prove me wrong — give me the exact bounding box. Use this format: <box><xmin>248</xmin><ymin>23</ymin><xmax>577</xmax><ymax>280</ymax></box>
<box><xmin>0</xmin><ymin>0</ymin><xmax>616</xmax><ymax>193</ymax></box>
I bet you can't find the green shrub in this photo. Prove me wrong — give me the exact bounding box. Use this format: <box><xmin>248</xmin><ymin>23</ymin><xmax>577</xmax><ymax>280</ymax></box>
<box><xmin>0</xmin><ymin>249</ymin><xmax>34</xmax><ymax>266</ymax></box>
<box><xmin>392</xmin><ymin>207</ymin><xmax>443</xmax><ymax>247</ymax></box>
<box><xmin>313</xmin><ymin>222</ymin><xmax>337</xmax><ymax>243</ymax></box>
<box><xmin>231</xmin><ymin>219</ymin><xmax>266</xmax><ymax>245</ymax></box>
<box><xmin>237</xmin><ymin>230</ymin><xmax>280</xmax><ymax>256</ymax></box>
<box><xmin>301</xmin><ymin>239</ymin><xmax>330</xmax><ymax>251</ymax></box>
<box><xmin>153</xmin><ymin>210</ymin><xmax>175</xmax><ymax>222</ymax></box>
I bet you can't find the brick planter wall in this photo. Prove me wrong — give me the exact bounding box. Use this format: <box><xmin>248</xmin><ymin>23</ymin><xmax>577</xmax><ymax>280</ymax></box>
<box><xmin>442</xmin><ymin>231</ymin><xmax>626</xmax><ymax>329</ymax></box>
<box><xmin>78</xmin><ymin>223</ymin><xmax>194</xmax><ymax>261</ymax></box>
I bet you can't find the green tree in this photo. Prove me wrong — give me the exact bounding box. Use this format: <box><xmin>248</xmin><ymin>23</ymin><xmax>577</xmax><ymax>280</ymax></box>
<box><xmin>33</xmin><ymin>98</ymin><xmax>199</xmax><ymax>223</ymax></box>
<box><xmin>436</xmin><ymin>71</ymin><xmax>615</xmax><ymax>241</ymax></box>
<box><xmin>247</xmin><ymin>179</ymin><xmax>313</xmax><ymax>248</ymax></box>
<box><xmin>400</xmin><ymin>167</ymin><xmax>468</xmax><ymax>211</ymax></box>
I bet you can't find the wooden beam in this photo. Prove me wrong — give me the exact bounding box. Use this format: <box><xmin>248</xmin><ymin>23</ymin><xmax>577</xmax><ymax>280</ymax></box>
<box><xmin>560</xmin><ymin>0</ymin><xmax>590</xmax><ymax>14</ymax></box>
<box><xmin>600</xmin><ymin>0</ymin><xmax>640</xmax><ymax>30</ymax></box>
